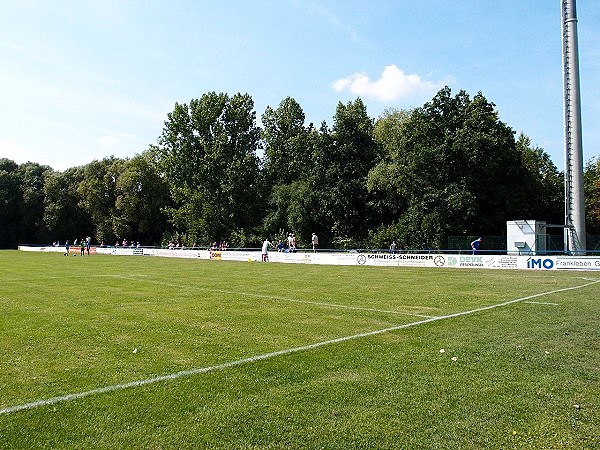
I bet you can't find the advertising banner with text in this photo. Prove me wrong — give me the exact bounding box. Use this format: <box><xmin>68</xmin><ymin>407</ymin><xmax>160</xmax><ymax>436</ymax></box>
<box><xmin>18</xmin><ymin>246</ymin><xmax>600</xmax><ymax>271</ymax></box>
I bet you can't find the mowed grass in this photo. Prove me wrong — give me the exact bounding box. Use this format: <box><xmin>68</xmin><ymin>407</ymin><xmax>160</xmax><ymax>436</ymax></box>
<box><xmin>0</xmin><ymin>251</ymin><xmax>598</xmax><ymax>449</ymax></box>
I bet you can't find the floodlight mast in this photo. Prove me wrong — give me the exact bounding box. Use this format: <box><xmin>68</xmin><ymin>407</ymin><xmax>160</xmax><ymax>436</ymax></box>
<box><xmin>561</xmin><ymin>0</ymin><xmax>586</xmax><ymax>255</ymax></box>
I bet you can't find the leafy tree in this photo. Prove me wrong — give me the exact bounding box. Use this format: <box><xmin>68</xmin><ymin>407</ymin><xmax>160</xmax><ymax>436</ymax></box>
<box><xmin>43</xmin><ymin>167</ymin><xmax>90</xmax><ymax>245</ymax></box>
<box><xmin>77</xmin><ymin>157</ymin><xmax>125</xmax><ymax>244</ymax></box>
<box><xmin>372</xmin><ymin>107</ymin><xmax>413</xmax><ymax>159</ymax></box>
<box><xmin>452</xmin><ymin>91</ymin><xmax>530</xmax><ymax>233</ymax></box>
<box><xmin>157</xmin><ymin>92</ymin><xmax>261</xmax><ymax>245</ymax></box>
<box><xmin>0</xmin><ymin>159</ymin><xmax>22</xmax><ymax>248</ymax></box>
<box><xmin>0</xmin><ymin>160</ymin><xmax>54</xmax><ymax>248</ymax></box>
<box><xmin>584</xmin><ymin>157</ymin><xmax>600</xmax><ymax>235</ymax></box>
<box><xmin>261</xmin><ymin>178</ymin><xmax>320</xmax><ymax>247</ymax></box>
<box><xmin>17</xmin><ymin>162</ymin><xmax>53</xmax><ymax>244</ymax></box>
<box><xmin>114</xmin><ymin>151</ymin><xmax>170</xmax><ymax>245</ymax></box>
<box><xmin>313</xmin><ymin>98</ymin><xmax>377</xmax><ymax>243</ymax></box>
<box><xmin>261</xmin><ymin>97</ymin><xmax>311</xmax><ymax>185</ymax></box>
<box><xmin>369</xmin><ymin>108</ymin><xmax>413</xmax><ymax>223</ymax></box>
<box><xmin>368</xmin><ymin>87</ymin><xmax>530</xmax><ymax>249</ymax></box>
<box><xmin>259</xmin><ymin>97</ymin><xmax>323</xmax><ymax>244</ymax></box>
<box><xmin>515</xmin><ymin>133</ymin><xmax>563</xmax><ymax>224</ymax></box>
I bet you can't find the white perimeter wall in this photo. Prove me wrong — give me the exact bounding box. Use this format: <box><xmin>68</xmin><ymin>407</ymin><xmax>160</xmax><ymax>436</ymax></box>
<box><xmin>18</xmin><ymin>246</ymin><xmax>600</xmax><ymax>272</ymax></box>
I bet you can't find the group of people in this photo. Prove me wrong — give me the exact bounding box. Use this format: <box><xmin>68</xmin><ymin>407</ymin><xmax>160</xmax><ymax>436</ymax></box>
<box><xmin>115</xmin><ymin>239</ymin><xmax>141</xmax><ymax>248</ymax></box>
<box><xmin>273</xmin><ymin>233</ymin><xmax>298</xmax><ymax>255</ymax></box>
<box><xmin>210</xmin><ymin>241</ymin><xmax>230</xmax><ymax>251</ymax></box>
<box><xmin>262</xmin><ymin>232</ymin><xmax>319</xmax><ymax>262</ymax></box>
<box><xmin>287</xmin><ymin>233</ymin><xmax>297</xmax><ymax>252</ymax></box>
<box><xmin>58</xmin><ymin>234</ymin><xmax>484</xmax><ymax>258</ymax></box>
<box><xmin>63</xmin><ymin>237</ymin><xmax>91</xmax><ymax>256</ymax></box>
<box><xmin>59</xmin><ymin>237</ymin><xmax>146</xmax><ymax>255</ymax></box>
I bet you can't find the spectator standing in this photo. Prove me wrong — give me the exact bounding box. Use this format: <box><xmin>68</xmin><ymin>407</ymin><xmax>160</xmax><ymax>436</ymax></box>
<box><xmin>311</xmin><ymin>233</ymin><xmax>319</xmax><ymax>252</ymax></box>
<box><xmin>390</xmin><ymin>241</ymin><xmax>397</xmax><ymax>254</ymax></box>
<box><xmin>471</xmin><ymin>237</ymin><xmax>483</xmax><ymax>255</ymax></box>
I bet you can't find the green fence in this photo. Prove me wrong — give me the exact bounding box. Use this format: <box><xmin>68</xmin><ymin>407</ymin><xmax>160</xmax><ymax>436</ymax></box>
<box><xmin>588</xmin><ymin>235</ymin><xmax>600</xmax><ymax>252</ymax></box>
<box><xmin>447</xmin><ymin>236</ymin><xmax>506</xmax><ymax>253</ymax></box>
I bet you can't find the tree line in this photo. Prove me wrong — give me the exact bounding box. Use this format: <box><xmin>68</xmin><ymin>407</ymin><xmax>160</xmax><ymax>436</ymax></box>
<box><xmin>2</xmin><ymin>86</ymin><xmax>600</xmax><ymax>250</ymax></box>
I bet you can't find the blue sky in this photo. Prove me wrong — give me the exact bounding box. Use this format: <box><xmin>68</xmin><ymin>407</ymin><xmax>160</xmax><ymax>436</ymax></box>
<box><xmin>1</xmin><ymin>1</ymin><xmax>599</xmax><ymax>171</ymax></box>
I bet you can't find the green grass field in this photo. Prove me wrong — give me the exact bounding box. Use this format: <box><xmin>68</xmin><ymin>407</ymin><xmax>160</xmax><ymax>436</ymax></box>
<box><xmin>0</xmin><ymin>251</ymin><xmax>599</xmax><ymax>449</ymax></box>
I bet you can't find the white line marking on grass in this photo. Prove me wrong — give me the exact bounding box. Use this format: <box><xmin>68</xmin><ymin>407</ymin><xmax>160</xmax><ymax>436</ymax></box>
<box><xmin>524</xmin><ymin>301</ymin><xmax>559</xmax><ymax>306</ymax></box>
<box><xmin>244</xmin><ymin>295</ymin><xmax>435</xmax><ymax>318</ymax></box>
<box><xmin>105</xmin><ymin>274</ymin><xmax>435</xmax><ymax>318</ymax></box>
<box><xmin>2</xmin><ymin>278</ymin><xmax>598</xmax><ymax>416</ymax></box>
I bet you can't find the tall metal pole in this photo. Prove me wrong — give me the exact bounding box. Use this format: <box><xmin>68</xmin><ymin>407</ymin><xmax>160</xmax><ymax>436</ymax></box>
<box><xmin>561</xmin><ymin>0</ymin><xmax>586</xmax><ymax>255</ymax></box>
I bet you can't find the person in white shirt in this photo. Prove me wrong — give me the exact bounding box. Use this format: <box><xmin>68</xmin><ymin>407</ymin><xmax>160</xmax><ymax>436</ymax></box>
<box><xmin>262</xmin><ymin>239</ymin><xmax>272</xmax><ymax>262</ymax></box>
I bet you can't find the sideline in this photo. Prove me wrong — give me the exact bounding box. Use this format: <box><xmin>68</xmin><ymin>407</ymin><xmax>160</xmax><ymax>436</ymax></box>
<box><xmin>2</xmin><ymin>278</ymin><xmax>599</xmax><ymax>415</ymax></box>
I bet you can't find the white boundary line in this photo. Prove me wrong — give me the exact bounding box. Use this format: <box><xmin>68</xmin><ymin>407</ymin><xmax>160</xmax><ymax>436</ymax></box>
<box><xmin>107</xmin><ymin>274</ymin><xmax>436</xmax><ymax>318</ymax></box>
<box><xmin>257</xmin><ymin>296</ymin><xmax>435</xmax><ymax>318</ymax></box>
<box><xmin>1</xmin><ymin>278</ymin><xmax>598</xmax><ymax>416</ymax></box>
<box><xmin>524</xmin><ymin>301</ymin><xmax>559</xmax><ymax>306</ymax></box>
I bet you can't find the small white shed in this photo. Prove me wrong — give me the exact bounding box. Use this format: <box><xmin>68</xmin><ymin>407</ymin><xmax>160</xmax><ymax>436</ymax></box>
<box><xmin>506</xmin><ymin>220</ymin><xmax>547</xmax><ymax>255</ymax></box>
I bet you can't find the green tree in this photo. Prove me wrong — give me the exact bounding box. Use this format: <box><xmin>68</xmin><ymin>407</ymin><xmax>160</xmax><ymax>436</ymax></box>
<box><xmin>261</xmin><ymin>177</ymin><xmax>320</xmax><ymax>248</ymax></box>
<box><xmin>314</xmin><ymin>98</ymin><xmax>377</xmax><ymax>243</ymax></box>
<box><xmin>0</xmin><ymin>159</ymin><xmax>22</xmax><ymax>248</ymax></box>
<box><xmin>368</xmin><ymin>87</ymin><xmax>530</xmax><ymax>249</ymax></box>
<box><xmin>114</xmin><ymin>151</ymin><xmax>170</xmax><ymax>245</ymax></box>
<box><xmin>157</xmin><ymin>92</ymin><xmax>261</xmax><ymax>245</ymax></box>
<box><xmin>43</xmin><ymin>167</ymin><xmax>90</xmax><ymax>245</ymax></box>
<box><xmin>584</xmin><ymin>157</ymin><xmax>600</xmax><ymax>235</ymax></box>
<box><xmin>77</xmin><ymin>157</ymin><xmax>126</xmax><ymax>244</ymax></box>
<box><xmin>17</xmin><ymin>162</ymin><xmax>53</xmax><ymax>244</ymax></box>
<box><xmin>0</xmin><ymin>160</ymin><xmax>54</xmax><ymax>248</ymax></box>
<box><xmin>260</xmin><ymin>97</ymin><xmax>320</xmax><ymax>243</ymax></box>
<box><xmin>369</xmin><ymin>108</ymin><xmax>413</xmax><ymax>224</ymax></box>
<box><xmin>261</xmin><ymin>97</ymin><xmax>311</xmax><ymax>185</ymax></box>
<box><xmin>515</xmin><ymin>133</ymin><xmax>563</xmax><ymax>224</ymax></box>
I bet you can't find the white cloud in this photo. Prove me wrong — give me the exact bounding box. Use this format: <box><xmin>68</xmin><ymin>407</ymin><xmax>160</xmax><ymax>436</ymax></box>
<box><xmin>332</xmin><ymin>64</ymin><xmax>444</xmax><ymax>103</ymax></box>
